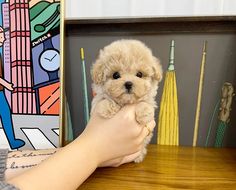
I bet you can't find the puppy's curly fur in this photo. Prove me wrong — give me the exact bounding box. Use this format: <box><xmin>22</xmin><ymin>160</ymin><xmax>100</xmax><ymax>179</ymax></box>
<box><xmin>91</xmin><ymin>39</ymin><xmax>162</xmax><ymax>162</ymax></box>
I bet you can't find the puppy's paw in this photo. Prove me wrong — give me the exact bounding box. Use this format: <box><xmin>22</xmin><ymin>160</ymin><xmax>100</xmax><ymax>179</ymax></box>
<box><xmin>134</xmin><ymin>147</ymin><xmax>147</xmax><ymax>163</ymax></box>
<box><xmin>96</xmin><ymin>99</ymin><xmax>121</xmax><ymax>118</ymax></box>
<box><xmin>135</xmin><ymin>102</ymin><xmax>154</xmax><ymax>125</ymax></box>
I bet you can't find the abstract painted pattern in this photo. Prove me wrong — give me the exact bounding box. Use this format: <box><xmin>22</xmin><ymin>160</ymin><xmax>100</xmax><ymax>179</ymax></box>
<box><xmin>0</xmin><ymin>0</ymin><xmax>60</xmax><ymax>150</ymax></box>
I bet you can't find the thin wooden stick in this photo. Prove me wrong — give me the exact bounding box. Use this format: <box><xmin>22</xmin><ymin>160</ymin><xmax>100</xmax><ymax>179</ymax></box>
<box><xmin>193</xmin><ymin>41</ymin><xmax>207</xmax><ymax>147</ymax></box>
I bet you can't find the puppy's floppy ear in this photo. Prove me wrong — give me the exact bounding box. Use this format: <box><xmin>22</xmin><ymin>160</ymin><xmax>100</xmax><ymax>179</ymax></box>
<box><xmin>152</xmin><ymin>57</ymin><xmax>163</xmax><ymax>82</ymax></box>
<box><xmin>91</xmin><ymin>52</ymin><xmax>106</xmax><ymax>84</ymax></box>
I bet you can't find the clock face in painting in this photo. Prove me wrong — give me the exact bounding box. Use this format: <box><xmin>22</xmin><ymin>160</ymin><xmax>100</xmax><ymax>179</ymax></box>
<box><xmin>39</xmin><ymin>49</ymin><xmax>60</xmax><ymax>72</ymax></box>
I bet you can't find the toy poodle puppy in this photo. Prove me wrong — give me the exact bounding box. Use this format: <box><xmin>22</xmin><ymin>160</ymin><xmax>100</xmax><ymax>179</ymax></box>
<box><xmin>90</xmin><ymin>39</ymin><xmax>162</xmax><ymax>162</ymax></box>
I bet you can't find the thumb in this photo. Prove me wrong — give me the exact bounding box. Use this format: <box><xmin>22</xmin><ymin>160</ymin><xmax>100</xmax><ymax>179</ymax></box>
<box><xmin>115</xmin><ymin>104</ymin><xmax>136</xmax><ymax>120</ymax></box>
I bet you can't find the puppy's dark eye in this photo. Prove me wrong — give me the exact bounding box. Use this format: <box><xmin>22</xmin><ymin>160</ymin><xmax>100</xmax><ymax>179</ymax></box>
<box><xmin>113</xmin><ymin>72</ymin><xmax>120</xmax><ymax>79</ymax></box>
<box><xmin>136</xmin><ymin>71</ymin><xmax>143</xmax><ymax>78</ymax></box>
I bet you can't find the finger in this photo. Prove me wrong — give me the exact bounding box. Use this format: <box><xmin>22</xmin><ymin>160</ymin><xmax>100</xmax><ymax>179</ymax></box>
<box><xmin>147</xmin><ymin>120</ymin><xmax>156</xmax><ymax>131</ymax></box>
<box><xmin>112</xmin><ymin>151</ymin><xmax>142</xmax><ymax>167</ymax></box>
<box><xmin>120</xmin><ymin>151</ymin><xmax>141</xmax><ymax>164</ymax></box>
<box><xmin>116</xmin><ymin>104</ymin><xmax>136</xmax><ymax>120</ymax></box>
<box><xmin>140</xmin><ymin>120</ymin><xmax>156</xmax><ymax>139</ymax></box>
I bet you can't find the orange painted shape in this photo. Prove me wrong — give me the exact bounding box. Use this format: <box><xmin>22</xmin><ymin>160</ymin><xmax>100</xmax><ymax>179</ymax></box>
<box><xmin>38</xmin><ymin>82</ymin><xmax>60</xmax><ymax>115</ymax></box>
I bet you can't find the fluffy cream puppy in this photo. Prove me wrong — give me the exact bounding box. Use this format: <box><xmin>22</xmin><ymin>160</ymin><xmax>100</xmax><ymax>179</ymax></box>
<box><xmin>91</xmin><ymin>39</ymin><xmax>162</xmax><ymax>162</ymax></box>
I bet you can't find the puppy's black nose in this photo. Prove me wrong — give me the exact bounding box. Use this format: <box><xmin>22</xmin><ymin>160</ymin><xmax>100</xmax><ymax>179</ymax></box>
<box><xmin>124</xmin><ymin>81</ymin><xmax>133</xmax><ymax>91</ymax></box>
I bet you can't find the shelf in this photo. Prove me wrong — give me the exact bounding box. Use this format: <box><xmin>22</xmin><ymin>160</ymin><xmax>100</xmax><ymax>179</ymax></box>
<box><xmin>79</xmin><ymin>145</ymin><xmax>236</xmax><ymax>189</ymax></box>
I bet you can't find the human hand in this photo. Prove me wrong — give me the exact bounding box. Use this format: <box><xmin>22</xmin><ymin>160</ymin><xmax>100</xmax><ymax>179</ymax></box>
<box><xmin>6</xmin><ymin>82</ymin><xmax>14</xmax><ymax>91</ymax></box>
<box><xmin>6</xmin><ymin>105</ymin><xmax>155</xmax><ymax>190</ymax></box>
<box><xmin>99</xmin><ymin>120</ymin><xmax>156</xmax><ymax>167</ymax></box>
<box><xmin>76</xmin><ymin>104</ymin><xmax>156</xmax><ymax>167</ymax></box>
<box><xmin>98</xmin><ymin>151</ymin><xmax>142</xmax><ymax>167</ymax></box>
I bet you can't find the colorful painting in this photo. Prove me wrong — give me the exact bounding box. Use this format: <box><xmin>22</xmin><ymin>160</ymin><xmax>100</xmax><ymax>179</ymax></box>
<box><xmin>0</xmin><ymin>0</ymin><xmax>61</xmax><ymax>150</ymax></box>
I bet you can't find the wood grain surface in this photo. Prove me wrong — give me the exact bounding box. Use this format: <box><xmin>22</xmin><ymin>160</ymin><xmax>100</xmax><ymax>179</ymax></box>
<box><xmin>78</xmin><ymin>145</ymin><xmax>236</xmax><ymax>190</ymax></box>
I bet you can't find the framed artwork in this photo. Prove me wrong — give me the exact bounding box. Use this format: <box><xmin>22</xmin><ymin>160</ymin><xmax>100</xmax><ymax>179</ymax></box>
<box><xmin>0</xmin><ymin>0</ymin><xmax>65</xmax><ymax>150</ymax></box>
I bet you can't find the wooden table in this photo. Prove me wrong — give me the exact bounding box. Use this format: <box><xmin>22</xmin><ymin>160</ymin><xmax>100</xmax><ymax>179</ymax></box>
<box><xmin>79</xmin><ymin>145</ymin><xmax>236</xmax><ymax>190</ymax></box>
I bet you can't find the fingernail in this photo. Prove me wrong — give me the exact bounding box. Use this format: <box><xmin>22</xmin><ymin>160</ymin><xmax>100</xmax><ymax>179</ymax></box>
<box><xmin>153</xmin><ymin>121</ymin><xmax>156</xmax><ymax>126</ymax></box>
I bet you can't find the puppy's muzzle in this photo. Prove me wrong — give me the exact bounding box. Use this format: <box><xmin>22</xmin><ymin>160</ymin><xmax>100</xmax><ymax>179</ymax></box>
<box><xmin>124</xmin><ymin>81</ymin><xmax>133</xmax><ymax>93</ymax></box>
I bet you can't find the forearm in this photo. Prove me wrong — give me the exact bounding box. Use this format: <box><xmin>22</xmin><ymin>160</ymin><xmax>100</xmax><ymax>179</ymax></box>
<box><xmin>7</xmin><ymin>105</ymin><xmax>154</xmax><ymax>190</ymax></box>
<box><xmin>0</xmin><ymin>78</ymin><xmax>9</xmax><ymax>88</ymax></box>
<box><xmin>8</xmin><ymin>136</ymin><xmax>99</xmax><ymax>190</ymax></box>
<box><xmin>5</xmin><ymin>149</ymin><xmax>58</xmax><ymax>180</ymax></box>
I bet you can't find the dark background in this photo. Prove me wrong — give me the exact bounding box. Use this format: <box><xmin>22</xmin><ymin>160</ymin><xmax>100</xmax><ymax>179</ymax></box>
<box><xmin>65</xmin><ymin>17</ymin><xmax>236</xmax><ymax>147</ymax></box>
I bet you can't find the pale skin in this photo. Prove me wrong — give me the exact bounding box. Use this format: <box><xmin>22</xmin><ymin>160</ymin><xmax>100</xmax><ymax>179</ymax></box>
<box><xmin>7</xmin><ymin>105</ymin><xmax>155</xmax><ymax>190</ymax></box>
<box><xmin>0</xmin><ymin>78</ymin><xmax>14</xmax><ymax>91</ymax></box>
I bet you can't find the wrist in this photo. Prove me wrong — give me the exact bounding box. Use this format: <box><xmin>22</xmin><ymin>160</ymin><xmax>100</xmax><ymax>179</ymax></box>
<box><xmin>72</xmin><ymin>135</ymin><xmax>101</xmax><ymax>168</ymax></box>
